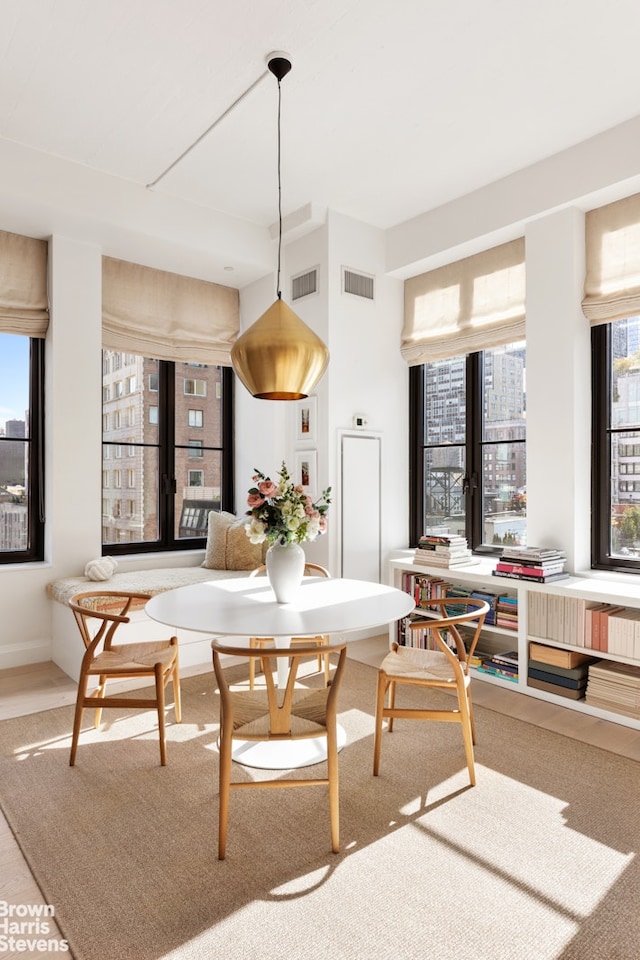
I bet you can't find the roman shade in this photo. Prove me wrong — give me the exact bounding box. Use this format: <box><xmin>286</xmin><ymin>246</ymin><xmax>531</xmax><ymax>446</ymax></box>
<box><xmin>102</xmin><ymin>257</ymin><xmax>239</xmax><ymax>364</ymax></box>
<box><xmin>402</xmin><ymin>238</ymin><xmax>526</xmax><ymax>364</ymax></box>
<box><xmin>0</xmin><ymin>230</ymin><xmax>49</xmax><ymax>337</ymax></box>
<box><xmin>582</xmin><ymin>192</ymin><xmax>640</xmax><ymax>325</ymax></box>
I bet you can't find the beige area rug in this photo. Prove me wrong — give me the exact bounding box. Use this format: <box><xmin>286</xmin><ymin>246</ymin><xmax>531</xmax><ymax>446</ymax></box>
<box><xmin>1</xmin><ymin>659</ymin><xmax>639</xmax><ymax>960</ymax></box>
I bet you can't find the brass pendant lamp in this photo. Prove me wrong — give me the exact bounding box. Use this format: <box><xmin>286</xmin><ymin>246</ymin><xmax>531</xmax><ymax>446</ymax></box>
<box><xmin>231</xmin><ymin>53</ymin><xmax>329</xmax><ymax>400</ymax></box>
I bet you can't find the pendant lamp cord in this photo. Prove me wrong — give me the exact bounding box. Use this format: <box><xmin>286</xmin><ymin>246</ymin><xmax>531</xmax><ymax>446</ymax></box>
<box><xmin>276</xmin><ymin>76</ymin><xmax>283</xmax><ymax>301</ymax></box>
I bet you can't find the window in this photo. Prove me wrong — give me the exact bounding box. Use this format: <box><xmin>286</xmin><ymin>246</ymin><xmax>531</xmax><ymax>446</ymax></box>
<box><xmin>0</xmin><ymin>333</ymin><xmax>45</xmax><ymax>562</ymax></box>
<box><xmin>184</xmin><ymin>378</ymin><xmax>206</xmax><ymax>397</ymax></box>
<box><xmin>410</xmin><ymin>340</ymin><xmax>526</xmax><ymax>550</ymax></box>
<box><xmin>592</xmin><ymin>317</ymin><xmax>640</xmax><ymax>571</ymax></box>
<box><xmin>585</xmin><ymin>192</ymin><xmax>640</xmax><ymax>573</ymax></box>
<box><xmin>102</xmin><ymin>351</ymin><xmax>232</xmax><ymax>553</ymax></box>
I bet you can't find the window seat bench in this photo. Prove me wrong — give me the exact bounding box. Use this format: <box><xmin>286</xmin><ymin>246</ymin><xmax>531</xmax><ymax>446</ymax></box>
<box><xmin>47</xmin><ymin>566</ymin><xmax>250</xmax><ymax>681</ymax></box>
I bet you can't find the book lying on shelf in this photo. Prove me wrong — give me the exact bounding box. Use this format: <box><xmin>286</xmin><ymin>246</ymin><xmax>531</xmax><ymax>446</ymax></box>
<box><xmin>528</xmin><ymin>657</ymin><xmax>594</xmax><ymax>680</ymax></box>
<box><xmin>496</xmin><ymin>561</ymin><xmax>566</xmax><ymax>577</ymax></box>
<box><xmin>418</xmin><ymin>534</ymin><xmax>467</xmax><ymax>547</ymax></box>
<box><xmin>492</xmin><ymin>570</ymin><xmax>570</xmax><ymax>583</ymax></box>
<box><xmin>475</xmin><ymin>661</ymin><xmax>518</xmax><ymax>682</ymax></box>
<box><xmin>499</xmin><ymin>547</ymin><xmax>567</xmax><ymax>563</ymax></box>
<box><xmin>413</xmin><ymin>554</ymin><xmax>481</xmax><ymax>568</ymax></box>
<box><xmin>528</xmin><ymin>666</ymin><xmax>588</xmax><ymax>690</ymax></box>
<box><xmin>528</xmin><ymin>641</ymin><xmax>596</xmax><ymax>669</ymax></box>
<box><xmin>491</xmin><ymin>649</ymin><xmax>519</xmax><ymax>667</ymax></box>
<box><xmin>527</xmin><ymin>676</ymin><xmax>586</xmax><ymax>700</ymax></box>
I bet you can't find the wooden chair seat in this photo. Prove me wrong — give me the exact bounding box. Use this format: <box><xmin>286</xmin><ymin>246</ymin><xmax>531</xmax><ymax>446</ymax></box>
<box><xmin>373</xmin><ymin>596</ymin><xmax>489</xmax><ymax>787</ymax></box>
<box><xmin>68</xmin><ymin>591</ymin><xmax>181</xmax><ymax>767</ymax></box>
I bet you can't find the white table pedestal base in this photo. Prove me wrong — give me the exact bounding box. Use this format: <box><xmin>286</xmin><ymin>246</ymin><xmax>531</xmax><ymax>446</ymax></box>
<box><xmin>231</xmin><ymin>723</ymin><xmax>347</xmax><ymax>770</ymax></box>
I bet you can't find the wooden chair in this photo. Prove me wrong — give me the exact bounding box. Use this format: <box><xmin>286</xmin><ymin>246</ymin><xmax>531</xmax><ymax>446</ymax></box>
<box><xmin>373</xmin><ymin>596</ymin><xmax>490</xmax><ymax>786</ymax></box>
<box><xmin>247</xmin><ymin>563</ymin><xmax>331</xmax><ymax>689</ymax></box>
<box><xmin>211</xmin><ymin>635</ymin><xmax>348</xmax><ymax>859</ymax></box>
<box><xmin>68</xmin><ymin>591</ymin><xmax>181</xmax><ymax>766</ymax></box>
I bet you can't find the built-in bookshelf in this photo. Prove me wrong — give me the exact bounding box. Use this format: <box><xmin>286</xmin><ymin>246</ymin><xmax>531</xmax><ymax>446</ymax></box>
<box><xmin>389</xmin><ymin>552</ymin><xmax>640</xmax><ymax>731</ymax></box>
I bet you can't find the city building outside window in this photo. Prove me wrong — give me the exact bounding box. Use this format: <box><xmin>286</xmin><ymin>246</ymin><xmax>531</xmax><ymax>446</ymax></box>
<box><xmin>102</xmin><ymin>351</ymin><xmax>233</xmax><ymax>553</ymax></box>
<box><xmin>0</xmin><ymin>333</ymin><xmax>45</xmax><ymax>562</ymax></box>
<box><xmin>410</xmin><ymin>340</ymin><xmax>526</xmax><ymax>550</ymax></box>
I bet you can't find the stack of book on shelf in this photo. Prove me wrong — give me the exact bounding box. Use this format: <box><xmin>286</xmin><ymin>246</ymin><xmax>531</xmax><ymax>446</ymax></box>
<box><xmin>495</xmin><ymin>594</ymin><xmax>519</xmax><ymax>631</ymax></box>
<box><xmin>413</xmin><ymin>534</ymin><xmax>479</xmax><ymax>568</ymax></box>
<box><xmin>527</xmin><ymin>641</ymin><xmax>598</xmax><ymax>700</ymax></box>
<box><xmin>492</xmin><ymin>546</ymin><xmax>569</xmax><ymax>583</ymax></box>
<box><xmin>475</xmin><ymin>649</ymin><xmax>518</xmax><ymax>682</ymax></box>
<box><xmin>585</xmin><ymin>660</ymin><xmax>640</xmax><ymax>720</ymax></box>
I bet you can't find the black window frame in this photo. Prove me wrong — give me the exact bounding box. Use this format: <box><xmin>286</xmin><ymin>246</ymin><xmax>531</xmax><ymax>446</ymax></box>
<box><xmin>102</xmin><ymin>361</ymin><xmax>234</xmax><ymax>557</ymax></box>
<box><xmin>591</xmin><ymin>321</ymin><xmax>640</xmax><ymax>574</ymax></box>
<box><xmin>410</xmin><ymin>349</ymin><xmax>526</xmax><ymax>552</ymax></box>
<box><xmin>0</xmin><ymin>337</ymin><xmax>45</xmax><ymax>564</ymax></box>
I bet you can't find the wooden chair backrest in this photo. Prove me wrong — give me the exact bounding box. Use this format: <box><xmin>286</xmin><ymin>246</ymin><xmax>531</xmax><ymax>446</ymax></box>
<box><xmin>249</xmin><ymin>562</ymin><xmax>330</xmax><ymax>579</ymax></box>
<box><xmin>406</xmin><ymin>596</ymin><xmax>489</xmax><ymax>671</ymax></box>
<box><xmin>68</xmin><ymin>590</ymin><xmax>152</xmax><ymax>654</ymax></box>
<box><xmin>211</xmin><ymin>635</ymin><xmax>347</xmax><ymax>738</ymax></box>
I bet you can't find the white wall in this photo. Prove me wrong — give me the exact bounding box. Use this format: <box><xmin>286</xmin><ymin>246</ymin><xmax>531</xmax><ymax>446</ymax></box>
<box><xmin>1</xmin><ymin>116</ymin><xmax>639</xmax><ymax>668</ymax></box>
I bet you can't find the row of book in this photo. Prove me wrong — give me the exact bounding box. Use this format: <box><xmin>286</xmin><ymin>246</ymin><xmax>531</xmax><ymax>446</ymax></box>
<box><xmin>413</xmin><ymin>533</ymin><xmax>479</xmax><ymax>569</ymax></box>
<box><xmin>528</xmin><ymin>592</ymin><xmax>640</xmax><ymax>658</ymax></box>
<box><xmin>491</xmin><ymin>545</ymin><xmax>569</xmax><ymax>584</ymax></box>
<box><xmin>398</xmin><ymin>572</ymin><xmax>519</xmax><ymax>632</ymax></box>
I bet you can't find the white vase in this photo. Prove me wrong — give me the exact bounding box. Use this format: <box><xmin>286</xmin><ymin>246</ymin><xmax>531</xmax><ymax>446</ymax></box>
<box><xmin>266</xmin><ymin>540</ymin><xmax>305</xmax><ymax>603</ymax></box>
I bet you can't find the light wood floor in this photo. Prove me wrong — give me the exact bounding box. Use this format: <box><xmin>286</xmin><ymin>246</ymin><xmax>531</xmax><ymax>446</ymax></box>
<box><xmin>1</xmin><ymin>635</ymin><xmax>639</xmax><ymax>959</ymax></box>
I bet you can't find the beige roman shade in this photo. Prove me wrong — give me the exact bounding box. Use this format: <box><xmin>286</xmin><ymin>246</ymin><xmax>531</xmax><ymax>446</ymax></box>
<box><xmin>583</xmin><ymin>192</ymin><xmax>640</xmax><ymax>325</ymax></box>
<box><xmin>0</xmin><ymin>230</ymin><xmax>49</xmax><ymax>337</ymax></box>
<box><xmin>102</xmin><ymin>257</ymin><xmax>239</xmax><ymax>364</ymax></box>
<box><xmin>402</xmin><ymin>238</ymin><xmax>526</xmax><ymax>364</ymax></box>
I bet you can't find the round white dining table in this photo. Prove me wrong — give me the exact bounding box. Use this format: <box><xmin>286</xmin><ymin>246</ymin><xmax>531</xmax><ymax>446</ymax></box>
<box><xmin>146</xmin><ymin>575</ymin><xmax>415</xmax><ymax>769</ymax></box>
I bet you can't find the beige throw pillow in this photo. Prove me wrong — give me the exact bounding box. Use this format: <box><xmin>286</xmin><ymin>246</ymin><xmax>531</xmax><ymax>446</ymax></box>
<box><xmin>201</xmin><ymin>511</ymin><xmax>236</xmax><ymax>569</ymax></box>
<box><xmin>201</xmin><ymin>511</ymin><xmax>265</xmax><ymax>571</ymax></box>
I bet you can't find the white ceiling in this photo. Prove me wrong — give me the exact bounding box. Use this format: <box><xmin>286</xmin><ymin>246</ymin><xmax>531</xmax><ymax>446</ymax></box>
<box><xmin>2</xmin><ymin>0</ymin><xmax>640</xmax><ymax>285</ymax></box>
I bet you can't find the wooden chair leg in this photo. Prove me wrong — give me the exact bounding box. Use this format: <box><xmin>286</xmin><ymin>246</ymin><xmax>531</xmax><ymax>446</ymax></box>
<box><xmin>322</xmin><ymin>646</ymin><xmax>331</xmax><ymax>686</ymax></box>
<box><xmin>218</xmin><ymin>717</ymin><xmax>232</xmax><ymax>861</ymax></box>
<box><xmin>458</xmin><ymin>686</ymin><xmax>476</xmax><ymax>787</ymax></box>
<box><xmin>373</xmin><ymin>670</ymin><xmax>388</xmax><ymax>776</ymax></box>
<box><xmin>171</xmin><ymin>641</ymin><xmax>182</xmax><ymax>723</ymax></box>
<box><xmin>70</xmin><ymin>672</ymin><xmax>90</xmax><ymax>767</ymax></box>
<box><xmin>93</xmin><ymin>675</ymin><xmax>108</xmax><ymax>728</ymax></box>
<box><xmin>387</xmin><ymin>679</ymin><xmax>397</xmax><ymax>732</ymax></box>
<box><xmin>155</xmin><ymin>663</ymin><xmax>167</xmax><ymax>767</ymax></box>
<box><xmin>467</xmin><ymin>687</ymin><xmax>476</xmax><ymax>744</ymax></box>
<box><xmin>326</xmin><ymin>724</ymin><xmax>340</xmax><ymax>853</ymax></box>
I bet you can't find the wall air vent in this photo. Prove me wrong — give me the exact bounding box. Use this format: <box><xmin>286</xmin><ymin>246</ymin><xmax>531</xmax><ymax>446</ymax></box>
<box><xmin>291</xmin><ymin>267</ymin><xmax>318</xmax><ymax>301</ymax></box>
<box><xmin>343</xmin><ymin>267</ymin><xmax>375</xmax><ymax>300</ymax></box>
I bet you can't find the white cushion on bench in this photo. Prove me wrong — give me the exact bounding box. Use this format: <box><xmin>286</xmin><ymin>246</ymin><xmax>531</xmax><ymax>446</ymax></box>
<box><xmin>47</xmin><ymin>566</ymin><xmax>248</xmax><ymax>608</ymax></box>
